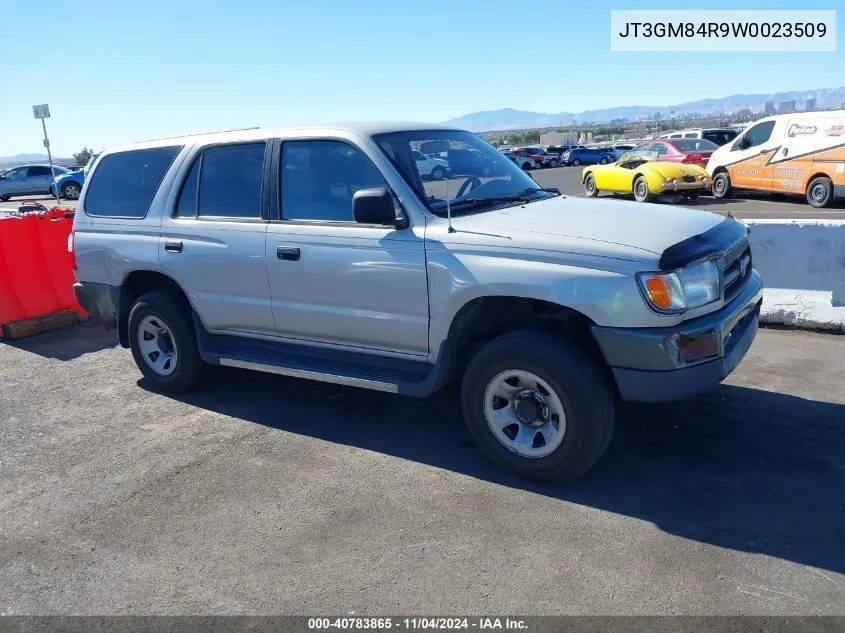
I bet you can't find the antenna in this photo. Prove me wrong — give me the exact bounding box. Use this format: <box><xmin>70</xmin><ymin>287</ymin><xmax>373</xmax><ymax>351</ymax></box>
<box><xmin>445</xmin><ymin>174</ymin><xmax>455</xmax><ymax>233</ymax></box>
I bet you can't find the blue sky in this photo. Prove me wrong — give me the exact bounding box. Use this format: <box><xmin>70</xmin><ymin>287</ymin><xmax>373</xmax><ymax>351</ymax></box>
<box><xmin>1</xmin><ymin>0</ymin><xmax>841</xmax><ymax>156</ymax></box>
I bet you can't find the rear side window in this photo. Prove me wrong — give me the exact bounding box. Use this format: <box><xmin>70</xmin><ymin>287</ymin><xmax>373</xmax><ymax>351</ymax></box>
<box><xmin>85</xmin><ymin>146</ymin><xmax>181</xmax><ymax>218</ymax></box>
<box><xmin>176</xmin><ymin>142</ymin><xmax>266</xmax><ymax>219</ymax></box>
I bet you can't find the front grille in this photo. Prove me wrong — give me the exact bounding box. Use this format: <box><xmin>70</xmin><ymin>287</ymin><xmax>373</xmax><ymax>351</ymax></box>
<box><xmin>722</xmin><ymin>240</ymin><xmax>752</xmax><ymax>302</ymax></box>
<box><xmin>682</xmin><ymin>175</ymin><xmax>696</xmax><ymax>183</ymax></box>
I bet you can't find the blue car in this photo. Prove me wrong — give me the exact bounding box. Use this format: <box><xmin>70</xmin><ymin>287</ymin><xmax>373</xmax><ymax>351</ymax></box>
<box><xmin>50</xmin><ymin>169</ymin><xmax>85</xmax><ymax>200</ymax></box>
<box><xmin>562</xmin><ymin>147</ymin><xmax>611</xmax><ymax>166</ymax></box>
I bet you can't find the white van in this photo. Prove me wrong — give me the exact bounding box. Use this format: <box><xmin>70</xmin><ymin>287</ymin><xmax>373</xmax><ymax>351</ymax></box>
<box><xmin>705</xmin><ymin>111</ymin><xmax>845</xmax><ymax>208</ymax></box>
<box><xmin>657</xmin><ymin>128</ymin><xmax>738</xmax><ymax>146</ymax></box>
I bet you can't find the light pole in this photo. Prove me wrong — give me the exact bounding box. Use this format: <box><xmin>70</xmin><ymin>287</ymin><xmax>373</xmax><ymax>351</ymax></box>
<box><xmin>32</xmin><ymin>104</ymin><xmax>61</xmax><ymax>207</ymax></box>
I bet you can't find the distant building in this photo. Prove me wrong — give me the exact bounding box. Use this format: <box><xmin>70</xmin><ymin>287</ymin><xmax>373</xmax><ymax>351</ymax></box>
<box><xmin>652</xmin><ymin>112</ymin><xmax>662</xmax><ymax>121</ymax></box>
<box><xmin>778</xmin><ymin>100</ymin><xmax>796</xmax><ymax>114</ymax></box>
<box><xmin>539</xmin><ymin>131</ymin><xmax>579</xmax><ymax>146</ymax></box>
<box><xmin>763</xmin><ymin>101</ymin><xmax>776</xmax><ymax>115</ymax></box>
<box><xmin>805</xmin><ymin>97</ymin><xmax>817</xmax><ymax>111</ymax></box>
<box><xmin>609</xmin><ymin>118</ymin><xmax>629</xmax><ymax>124</ymax></box>
<box><xmin>736</xmin><ymin>108</ymin><xmax>752</xmax><ymax>118</ymax></box>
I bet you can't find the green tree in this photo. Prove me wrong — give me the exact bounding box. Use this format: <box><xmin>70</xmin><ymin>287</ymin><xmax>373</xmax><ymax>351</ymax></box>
<box><xmin>73</xmin><ymin>147</ymin><xmax>94</xmax><ymax>168</ymax></box>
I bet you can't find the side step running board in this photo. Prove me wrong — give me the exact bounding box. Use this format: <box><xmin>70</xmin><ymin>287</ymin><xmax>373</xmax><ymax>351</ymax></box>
<box><xmin>192</xmin><ymin>315</ymin><xmax>448</xmax><ymax>398</ymax></box>
<box><xmin>219</xmin><ymin>357</ymin><xmax>400</xmax><ymax>393</ymax></box>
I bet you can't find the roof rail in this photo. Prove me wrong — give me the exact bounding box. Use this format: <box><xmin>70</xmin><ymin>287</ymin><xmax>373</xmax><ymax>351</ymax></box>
<box><xmin>133</xmin><ymin>126</ymin><xmax>261</xmax><ymax>144</ymax></box>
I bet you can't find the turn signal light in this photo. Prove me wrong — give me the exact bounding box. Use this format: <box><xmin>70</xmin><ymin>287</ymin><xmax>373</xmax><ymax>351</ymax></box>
<box><xmin>644</xmin><ymin>277</ymin><xmax>672</xmax><ymax>309</ymax></box>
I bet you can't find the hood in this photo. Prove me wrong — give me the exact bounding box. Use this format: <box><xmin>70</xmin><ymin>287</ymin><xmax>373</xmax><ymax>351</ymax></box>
<box><xmin>448</xmin><ymin>195</ymin><xmax>724</xmax><ymax>257</ymax></box>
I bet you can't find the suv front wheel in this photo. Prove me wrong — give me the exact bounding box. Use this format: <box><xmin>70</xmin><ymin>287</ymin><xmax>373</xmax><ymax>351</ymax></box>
<box><xmin>128</xmin><ymin>290</ymin><xmax>205</xmax><ymax>392</ymax></box>
<box><xmin>461</xmin><ymin>330</ymin><xmax>615</xmax><ymax>482</ymax></box>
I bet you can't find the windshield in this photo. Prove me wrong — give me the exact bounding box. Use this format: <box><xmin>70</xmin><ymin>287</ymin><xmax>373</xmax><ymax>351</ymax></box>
<box><xmin>374</xmin><ymin>129</ymin><xmax>553</xmax><ymax>217</ymax></box>
<box><xmin>674</xmin><ymin>138</ymin><xmax>719</xmax><ymax>152</ymax></box>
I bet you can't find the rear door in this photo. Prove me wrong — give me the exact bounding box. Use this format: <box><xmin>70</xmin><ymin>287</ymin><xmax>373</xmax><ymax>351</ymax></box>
<box><xmin>770</xmin><ymin>117</ymin><xmax>823</xmax><ymax>194</ymax></box>
<box><xmin>25</xmin><ymin>166</ymin><xmax>53</xmax><ymax>194</ymax></box>
<box><xmin>159</xmin><ymin>141</ymin><xmax>276</xmax><ymax>336</ymax></box>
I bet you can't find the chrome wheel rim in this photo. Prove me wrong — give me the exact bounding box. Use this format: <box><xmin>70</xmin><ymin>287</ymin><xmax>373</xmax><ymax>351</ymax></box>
<box><xmin>137</xmin><ymin>315</ymin><xmax>178</xmax><ymax>376</ymax></box>
<box><xmin>483</xmin><ymin>369</ymin><xmax>566</xmax><ymax>459</ymax></box>
<box><xmin>64</xmin><ymin>184</ymin><xmax>80</xmax><ymax>199</ymax></box>
<box><xmin>714</xmin><ymin>177</ymin><xmax>725</xmax><ymax>195</ymax></box>
<box><xmin>585</xmin><ymin>176</ymin><xmax>595</xmax><ymax>194</ymax></box>
<box><xmin>636</xmin><ymin>180</ymin><xmax>647</xmax><ymax>199</ymax></box>
<box><xmin>811</xmin><ymin>184</ymin><xmax>826</xmax><ymax>203</ymax></box>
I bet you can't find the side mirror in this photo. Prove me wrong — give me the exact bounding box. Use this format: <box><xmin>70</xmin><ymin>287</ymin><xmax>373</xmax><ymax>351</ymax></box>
<box><xmin>353</xmin><ymin>188</ymin><xmax>400</xmax><ymax>227</ymax></box>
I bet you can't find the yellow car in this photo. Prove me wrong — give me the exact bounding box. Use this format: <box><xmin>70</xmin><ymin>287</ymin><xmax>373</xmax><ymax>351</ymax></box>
<box><xmin>582</xmin><ymin>149</ymin><xmax>710</xmax><ymax>203</ymax></box>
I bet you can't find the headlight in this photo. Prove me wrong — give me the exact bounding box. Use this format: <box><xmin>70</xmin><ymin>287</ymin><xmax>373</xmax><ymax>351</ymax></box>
<box><xmin>638</xmin><ymin>260</ymin><xmax>720</xmax><ymax>313</ymax></box>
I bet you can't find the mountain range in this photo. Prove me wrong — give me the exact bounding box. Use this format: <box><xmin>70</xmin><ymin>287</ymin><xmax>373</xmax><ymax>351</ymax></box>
<box><xmin>0</xmin><ymin>153</ymin><xmax>75</xmax><ymax>169</ymax></box>
<box><xmin>444</xmin><ymin>87</ymin><xmax>845</xmax><ymax>132</ymax></box>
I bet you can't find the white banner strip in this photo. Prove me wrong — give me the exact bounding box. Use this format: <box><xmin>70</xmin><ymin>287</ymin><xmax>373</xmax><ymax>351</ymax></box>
<box><xmin>610</xmin><ymin>10</ymin><xmax>836</xmax><ymax>52</ymax></box>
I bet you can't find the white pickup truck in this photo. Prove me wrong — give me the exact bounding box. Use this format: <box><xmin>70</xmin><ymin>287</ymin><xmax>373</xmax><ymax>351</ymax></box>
<box><xmin>71</xmin><ymin>123</ymin><xmax>762</xmax><ymax>482</ymax></box>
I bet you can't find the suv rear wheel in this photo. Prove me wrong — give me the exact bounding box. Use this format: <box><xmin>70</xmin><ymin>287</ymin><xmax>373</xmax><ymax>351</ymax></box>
<box><xmin>128</xmin><ymin>290</ymin><xmax>205</xmax><ymax>392</ymax></box>
<box><xmin>461</xmin><ymin>331</ymin><xmax>614</xmax><ymax>482</ymax></box>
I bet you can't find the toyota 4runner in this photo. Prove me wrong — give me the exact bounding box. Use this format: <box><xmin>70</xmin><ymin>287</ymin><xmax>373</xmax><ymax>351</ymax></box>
<box><xmin>72</xmin><ymin>123</ymin><xmax>763</xmax><ymax>482</ymax></box>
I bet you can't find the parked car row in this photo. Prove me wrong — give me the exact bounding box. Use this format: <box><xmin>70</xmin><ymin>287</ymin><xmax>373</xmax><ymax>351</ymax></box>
<box><xmin>578</xmin><ymin>110</ymin><xmax>845</xmax><ymax>208</ymax></box>
<box><xmin>0</xmin><ymin>164</ymin><xmax>71</xmax><ymax>201</ymax></box>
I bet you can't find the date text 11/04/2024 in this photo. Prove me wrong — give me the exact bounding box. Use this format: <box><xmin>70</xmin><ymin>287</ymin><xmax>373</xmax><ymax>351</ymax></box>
<box><xmin>617</xmin><ymin>22</ymin><xmax>827</xmax><ymax>38</ymax></box>
<box><xmin>308</xmin><ymin>617</ymin><xmax>528</xmax><ymax>630</ymax></box>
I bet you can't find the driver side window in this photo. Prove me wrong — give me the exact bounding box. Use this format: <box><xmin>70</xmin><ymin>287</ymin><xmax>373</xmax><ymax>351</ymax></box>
<box><xmin>281</xmin><ymin>140</ymin><xmax>387</xmax><ymax>223</ymax></box>
<box><xmin>734</xmin><ymin>121</ymin><xmax>775</xmax><ymax>151</ymax></box>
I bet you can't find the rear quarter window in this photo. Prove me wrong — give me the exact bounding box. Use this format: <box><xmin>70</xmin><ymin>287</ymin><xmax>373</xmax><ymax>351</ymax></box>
<box><xmin>84</xmin><ymin>146</ymin><xmax>182</xmax><ymax>218</ymax></box>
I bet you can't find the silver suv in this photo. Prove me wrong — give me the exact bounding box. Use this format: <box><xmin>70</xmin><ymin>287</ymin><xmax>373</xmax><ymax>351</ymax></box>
<box><xmin>72</xmin><ymin>123</ymin><xmax>762</xmax><ymax>482</ymax></box>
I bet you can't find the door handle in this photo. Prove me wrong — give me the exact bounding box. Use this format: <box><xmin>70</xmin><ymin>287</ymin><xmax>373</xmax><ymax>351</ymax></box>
<box><xmin>277</xmin><ymin>246</ymin><xmax>300</xmax><ymax>261</ymax></box>
<box><xmin>164</xmin><ymin>240</ymin><xmax>183</xmax><ymax>253</ymax></box>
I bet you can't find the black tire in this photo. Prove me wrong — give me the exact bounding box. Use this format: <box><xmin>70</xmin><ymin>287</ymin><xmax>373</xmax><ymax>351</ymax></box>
<box><xmin>128</xmin><ymin>290</ymin><xmax>205</xmax><ymax>393</ymax></box>
<box><xmin>599</xmin><ymin>157</ymin><xmax>609</xmax><ymax>165</ymax></box>
<box><xmin>61</xmin><ymin>181</ymin><xmax>82</xmax><ymax>200</ymax></box>
<box><xmin>549</xmin><ymin>159</ymin><xmax>559</xmax><ymax>168</ymax></box>
<box><xmin>0</xmin><ymin>195</ymin><xmax>9</xmax><ymax>202</ymax></box>
<box><xmin>461</xmin><ymin>330</ymin><xmax>615</xmax><ymax>483</ymax></box>
<box><xmin>572</xmin><ymin>159</ymin><xmax>581</xmax><ymax>166</ymax></box>
<box><xmin>584</xmin><ymin>173</ymin><xmax>599</xmax><ymax>197</ymax></box>
<box><xmin>712</xmin><ymin>171</ymin><xmax>732</xmax><ymax>199</ymax></box>
<box><xmin>806</xmin><ymin>176</ymin><xmax>833</xmax><ymax>208</ymax></box>
<box><xmin>522</xmin><ymin>162</ymin><xmax>532</xmax><ymax>171</ymax></box>
<box><xmin>633</xmin><ymin>176</ymin><xmax>654</xmax><ymax>203</ymax></box>
<box><xmin>683</xmin><ymin>191</ymin><xmax>700</xmax><ymax>201</ymax></box>
<box><xmin>430</xmin><ymin>166</ymin><xmax>445</xmax><ymax>180</ymax></box>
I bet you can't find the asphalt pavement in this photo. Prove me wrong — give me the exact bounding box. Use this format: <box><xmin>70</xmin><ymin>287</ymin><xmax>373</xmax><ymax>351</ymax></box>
<box><xmin>1</xmin><ymin>322</ymin><xmax>843</xmax><ymax>614</ymax></box>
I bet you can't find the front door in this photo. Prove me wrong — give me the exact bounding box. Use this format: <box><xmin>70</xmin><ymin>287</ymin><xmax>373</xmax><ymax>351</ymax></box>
<box><xmin>265</xmin><ymin>139</ymin><xmax>429</xmax><ymax>357</ymax></box>
<box><xmin>726</xmin><ymin>120</ymin><xmax>777</xmax><ymax>191</ymax></box>
<box><xmin>0</xmin><ymin>167</ymin><xmax>30</xmax><ymax>196</ymax></box>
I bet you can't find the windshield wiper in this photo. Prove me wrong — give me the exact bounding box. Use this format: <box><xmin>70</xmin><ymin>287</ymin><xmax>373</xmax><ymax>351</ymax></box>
<box><xmin>436</xmin><ymin>187</ymin><xmax>561</xmax><ymax>211</ymax></box>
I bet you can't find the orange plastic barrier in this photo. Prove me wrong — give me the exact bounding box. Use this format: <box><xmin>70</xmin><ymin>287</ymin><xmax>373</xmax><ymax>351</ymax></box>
<box><xmin>0</xmin><ymin>208</ymin><xmax>86</xmax><ymax>326</ymax></box>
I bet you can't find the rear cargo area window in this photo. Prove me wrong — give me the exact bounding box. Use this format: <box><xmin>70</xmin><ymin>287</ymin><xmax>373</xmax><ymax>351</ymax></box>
<box><xmin>84</xmin><ymin>146</ymin><xmax>181</xmax><ymax>218</ymax></box>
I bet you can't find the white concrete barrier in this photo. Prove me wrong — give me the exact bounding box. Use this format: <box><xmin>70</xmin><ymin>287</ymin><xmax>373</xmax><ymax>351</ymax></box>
<box><xmin>747</xmin><ymin>219</ymin><xmax>845</xmax><ymax>332</ymax></box>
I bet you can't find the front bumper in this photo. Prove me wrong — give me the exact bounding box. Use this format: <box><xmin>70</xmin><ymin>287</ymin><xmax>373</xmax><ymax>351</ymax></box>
<box><xmin>591</xmin><ymin>270</ymin><xmax>763</xmax><ymax>403</ymax></box>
